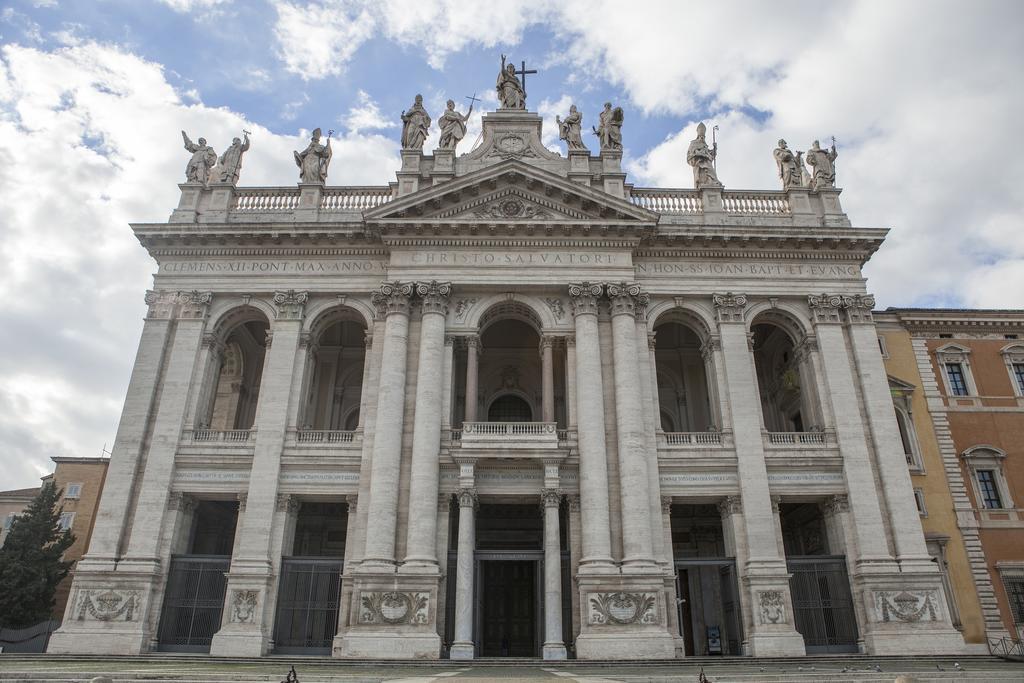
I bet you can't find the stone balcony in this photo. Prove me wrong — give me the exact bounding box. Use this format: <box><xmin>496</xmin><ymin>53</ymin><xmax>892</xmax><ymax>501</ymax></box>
<box><xmin>455</xmin><ymin>421</ymin><xmax>560</xmax><ymax>451</ymax></box>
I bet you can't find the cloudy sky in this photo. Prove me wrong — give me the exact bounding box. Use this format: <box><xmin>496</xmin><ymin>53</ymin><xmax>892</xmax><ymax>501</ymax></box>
<box><xmin>1</xmin><ymin>0</ymin><xmax>1023</xmax><ymax>489</ymax></box>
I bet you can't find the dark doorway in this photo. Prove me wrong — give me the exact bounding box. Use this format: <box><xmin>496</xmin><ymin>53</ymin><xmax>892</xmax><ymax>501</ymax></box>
<box><xmin>480</xmin><ymin>560</ymin><xmax>537</xmax><ymax>656</ymax></box>
<box><xmin>273</xmin><ymin>501</ymin><xmax>346</xmax><ymax>654</ymax></box>
<box><xmin>157</xmin><ymin>499</ymin><xmax>238</xmax><ymax>652</ymax></box>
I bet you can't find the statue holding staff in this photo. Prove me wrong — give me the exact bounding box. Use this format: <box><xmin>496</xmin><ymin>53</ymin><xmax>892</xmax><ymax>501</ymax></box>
<box><xmin>592</xmin><ymin>102</ymin><xmax>623</xmax><ymax>151</ymax></box>
<box><xmin>556</xmin><ymin>104</ymin><xmax>587</xmax><ymax>150</ymax></box>
<box><xmin>496</xmin><ymin>54</ymin><xmax>526</xmax><ymax>109</ymax></box>
<box><xmin>215</xmin><ymin>131</ymin><xmax>250</xmax><ymax>184</ymax></box>
<box><xmin>686</xmin><ymin>122</ymin><xmax>722</xmax><ymax>188</ymax></box>
<box><xmin>772</xmin><ymin>139</ymin><xmax>806</xmax><ymax>190</ymax></box>
<box><xmin>294</xmin><ymin>128</ymin><xmax>332</xmax><ymax>183</ymax></box>
<box><xmin>438</xmin><ymin>99</ymin><xmax>473</xmax><ymax>151</ymax></box>
<box><xmin>400</xmin><ymin>94</ymin><xmax>431</xmax><ymax>150</ymax></box>
<box><xmin>181</xmin><ymin>131</ymin><xmax>217</xmax><ymax>184</ymax></box>
<box><xmin>805</xmin><ymin>138</ymin><xmax>838</xmax><ymax>190</ymax></box>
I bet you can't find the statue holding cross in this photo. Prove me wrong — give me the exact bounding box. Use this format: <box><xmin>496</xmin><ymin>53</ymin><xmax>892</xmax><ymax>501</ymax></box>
<box><xmin>496</xmin><ymin>54</ymin><xmax>533</xmax><ymax>109</ymax></box>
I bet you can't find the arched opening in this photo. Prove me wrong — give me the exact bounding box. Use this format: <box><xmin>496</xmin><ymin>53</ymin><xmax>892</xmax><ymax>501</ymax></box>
<box><xmin>751</xmin><ymin>317</ymin><xmax>820</xmax><ymax>432</ymax></box>
<box><xmin>654</xmin><ymin>320</ymin><xmax>715</xmax><ymax>432</ymax></box>
<box><xmin>476</xmin><ymin>318</ymin><xmax>541</xmax><ymax>423</ymax></box>
<box><xmin>203</xmin><ymin>317</ymin><xmax>269</xmax><ymax>431</ymax></box>
<box><xmin>487</xmin><ymin>394</ymin><xmax>533</xmax><ymax>422</ymax></box>
<box><xmin>302</xmin><ymin>315</ymin><xmax>367</xmax><ymax>431</ymax></box>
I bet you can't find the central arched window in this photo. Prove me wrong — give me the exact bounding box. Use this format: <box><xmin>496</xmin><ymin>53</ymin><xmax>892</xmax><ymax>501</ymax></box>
<box><xmin>301</xmin><ymin>312</ymin><xmax>367</xmax><ymax>431</ymax></box>
<box><xmin>488</xmin><ymin>394</ymin><xmax>533</xmax><ymax>422</ymax></box>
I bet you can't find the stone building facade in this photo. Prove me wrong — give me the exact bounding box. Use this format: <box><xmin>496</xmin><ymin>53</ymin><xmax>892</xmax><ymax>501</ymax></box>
<box><xmin>884</xmin><ymin>309</ymin><xmax>1024</xmax><ymax>643</ymax></box>
<box><xmin>49</xmin><ymin>109</ymin><xmax>968</xmax><ymax>659</ymax></box>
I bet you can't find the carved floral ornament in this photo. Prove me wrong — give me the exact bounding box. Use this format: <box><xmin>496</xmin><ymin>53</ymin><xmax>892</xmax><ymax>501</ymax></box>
<box><xmin>541</xmin><ymin>488</ymin><xmax>562</xmax><ymax>508</ymax></box>
<box><xmin>473</xmin><ymin>197</ymin><xmax>550</xmax><ymax>220</ymax></box>
<box><xmin>359</xmin><ymin>591</ymin><xmax>430</xmax><ymax>625</ymax></box>
<box><xmin>588</xmin><ymin>592</ymin><xmax>658</xmax><ymax>626</ymax></box>
<box><xmin>757</xmin><ymin>590</ymin><xmax>787</xmax><ymax>625</ymax></box>
<box><xmin>230</xmin><ymin>589</ymin><xmax>259</xmax><ymax>623</ymax></box>
<box><xmin>874</xmin><ymin>590</ymin><xmax>940</xmax><ymax>623</ymax></box>
<box><xmin>416</xmin><ymin>280</ymin><xmax>453</xmax><ymax>316</ymax></box>
<box><xmin>712</xmin><ymin>292</ymin><xmax>748</xmax><ymax>323</ymax></box>
<box><xmin>273</xmin><ymin>289</ymin><xmax>309</xmax><ymax>320</ymax></box>
<box><xmin>567</xmin><ymin>282</ymin><xmax>648</xmax><ymax>317</ymax></box>
<box><xmin>808</xmin><ymin>293</ymin><xmax>877</xmax><ymax>324</ymax></box>
<box><xmin>145</xmin><ymin>289</ymin><xmax>213</xmax><ymax>319</ymax></box>
<box><xmin>76</xmin><ymin>589</ymin><xmax>139</xmax><ymax>622</ymax></box>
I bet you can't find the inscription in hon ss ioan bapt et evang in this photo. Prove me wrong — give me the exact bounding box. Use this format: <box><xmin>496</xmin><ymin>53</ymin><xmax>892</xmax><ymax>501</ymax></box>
<box><xmin>635</xmin><ymin>260</ymin><xmax>860</xmax><ymax>279</ymax></box>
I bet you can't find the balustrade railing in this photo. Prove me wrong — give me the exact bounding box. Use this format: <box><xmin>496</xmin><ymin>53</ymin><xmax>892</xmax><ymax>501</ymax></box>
<box><xmin>295</xmin><ymin>430</ymin><xmax>356</xmax><ymax>444</ymax></box>
<box><xmin>629</xmin><ymin>189</ymin><xmax>702</xmax><ymax>214</ymax></box>
<box><xmin>320</xmin><ymin>187</ymin><xmax>393</xmax><ymax>210</ymax></box>
<box><xmin>190</xmin><ymin>429</ymin><xmax>254</xmax><ymax>443</ymax></box>
<box><xmin>663</xmin><ymin>431</ymin><xmax>723</xmax><ymax>445</ymax></box>
<box><xmin>449</xmin><ymin>430</ymin><xmax>462</xmax><ymax>442</ymax></box>
<box><xmin>462</xmin><ymin>421</ymin><xmax>557</xmax><ymax>436</ymax></box>
<box><xmin>232</xmin><ymin>188</ymin><xmax>301</xmax><ymax>211</ymax></box>
<box><xmin>766</xmin><ymin>431</ymin><xmax>829</xmax><ymax>445</ymax></box>
<box><xmin>722</xmin><ymin>192</ymin><xmax>790</xmax><ymax>215</ymax></box>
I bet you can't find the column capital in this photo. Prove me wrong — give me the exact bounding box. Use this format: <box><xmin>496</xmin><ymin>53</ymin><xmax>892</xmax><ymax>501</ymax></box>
<box><xmin>371</xmin><ymin>281</ymin><xmax>414</xmax><ymax>319</ymax></box>
<box><xmin>541</xmin><ymin>488</ymin><xmax>563</xmax><ymax>509</ymax></box>
<box><xmin>822</xmin><ymin>494</ymin><xmax>850</xmax><ymax>515</ymax></box>
<box><xmin>457</xmin><ymin>487</ymin><xmax>478</xmax><ymax>509</ymax></box>
<box><xmin>167</xmin><ymin>491</ymin><xmax>197</xmax><ymax>513</ymax></box>
<box><xmin>276</xmin><ymin>493</ymin><xmax>300</xmax><ymax>514</ymax></box>
<box><xmin>606</xmin><ymin>282</ymin><xmax>649</xmax><ymax>318</ymax></box>
<box><xmin>237</xmin><ymin>491</ymin><xmax>248</xmax><ymax>513</ymax></box>
<box><xmin>144</xmin><ymin>289</ymin><xmax>178</xmax><ymax>320</ymax></box>
<box><xmin>568</xmin><ymin>282</ymin><xmax>604</xmax><ymax>317</ymax></box>
<box><xmin>346</xmin><ymin>494</ymin><xmax>358</xmax><ymax>512</ymax></box>
<box><xmin>842</xmin><ymin>294</ymin><xmax>875</xmax><ymax>324</ymax></box>
<box><xmin>700</xmin><ymin>335</ymin><xmax>721</xmax><ymax>361</ymax></box>
<box><xmin>178</xmin><ymin>290</ymin><xmax>214</xmax><ymax>320</ymax></box>
<box><xmin>273</xmin><ymin>289</ymin><xmax>309</xmax><ymax>321</ymax></box>
<box><xmin>793</xmin><ymin>334</ymin><xmax>818</xmax><ymax>362</ymax></box>
<box><xmin>807</xmin><ymin>293</ymin><xmax>844</xmax><ymax>324</ymax></box>
<box><xmin>439</xmin><ymin>494</ymin><xmax>453</xmax><ymax>512</ymax></box>
<box><xmin>566</xmin><ymin>334</ymin><xmax>576</xmax><ymax>348</ymax></box>
<box><xmin>464</xmin><ymin>334</ymin><xmax>481</xmax><ymax>349</ymax></box>
<box><xmin>415</xmin><ymin>280</ymin><xmax>453</xmax><ymax>316</ymax></box>
<box><xmin>771</xmin><ymin>495</ymin><xmax>782</xmax><ymax>513</ymax></box>
<box><xmin>712</xmin><ymin>292</ymin><xmax>748</xmax><ymax>323</ymax></box>
<box><xmin>566</xmin><ymin>494</ymin><xmax>581</xmax><ymax>513</ymax></box>
<box><xmin>444</xmin><ymin>335</ymin><xmax>456</xmax><ymax>347</ymax></box>
<box><xmin>717</xmin><ymin>495</ymin><xmax>743</xmax><ymax>517</ymax></box>
<box><xmin>661</xmin><ymin>496</ymin><xmax>674</xmax><ymax>515</ymax></box>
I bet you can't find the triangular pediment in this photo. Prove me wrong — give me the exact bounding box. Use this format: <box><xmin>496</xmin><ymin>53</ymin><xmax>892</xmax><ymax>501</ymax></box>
<box><xmin>364</xmin><ymin>160</ymin><xmax>657</xmax><ymax>226</ymax></box>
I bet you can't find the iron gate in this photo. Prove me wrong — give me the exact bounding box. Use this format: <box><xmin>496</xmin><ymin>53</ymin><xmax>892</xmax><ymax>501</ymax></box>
<box><xmin>157</xmin><ymin>555</ymin><xmax>230</xmax><ymax>652</ymax></box>
<box><xmin>272</xmin><ymin>557</ymin><xmax>343</xmax><ymax>654</ymax></box>
<box><xmin>787</xmin><ymin>556</ymin><xmax>858</xmax><ymax>653</ymax></box>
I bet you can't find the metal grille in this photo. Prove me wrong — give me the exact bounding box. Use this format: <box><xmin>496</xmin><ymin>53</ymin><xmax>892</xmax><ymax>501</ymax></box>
<box><xmin>273</xmin><ymin>557</ymin><xmax>342</xmax><ymax>654</ymax></box>
<box><xmin>157</xmin><ymin>555</ymin><xmax>230</xmax><ymax>652</ymax></box>
<box><xmin>788</xmin><ymin>557</ymin><xmax>858</xmax><ymax>653</ymax></box>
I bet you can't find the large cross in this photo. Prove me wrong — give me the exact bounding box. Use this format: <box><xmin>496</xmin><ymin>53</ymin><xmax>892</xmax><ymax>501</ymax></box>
<box><xmin>515</xmin><ymin>60</ymin><xmax>538</xmax><ymax>97</ymax></box>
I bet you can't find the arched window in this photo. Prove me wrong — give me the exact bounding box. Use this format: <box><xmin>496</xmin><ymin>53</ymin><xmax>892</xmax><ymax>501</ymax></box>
<box><xmin>653</xmin><ymin>320</ymin><xmax>715</xmax><ymax>432</ymax></box>
<box><xmin>751</xmin><ymin>319</ymin><xmax>820</xmax><ymax>432</ymax></box>
<box><xmin>301</xmin><ymin>314</ymin><xmax>367</xmax><ymax>431</ymax></box>
<box><xmin>488</xmin><ymin>394</ymin><xmax>533</xmax><ymax>422</ymax></box>
<box><xmin>201</xmin><ymin>314</ymin><xmax>270</xmax><ymax>431</ymax></box>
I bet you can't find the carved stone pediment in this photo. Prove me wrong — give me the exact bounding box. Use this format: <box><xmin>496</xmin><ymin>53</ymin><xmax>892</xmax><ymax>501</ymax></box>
<box><xmin>463</xmin><ymin>128</ymin><xmax>562</xmax><ymax>164</ymax></box>
<box><xmin>364</xmin><ymin>159</ymin><xmax>657</xmax><ymax>229</ymax></box>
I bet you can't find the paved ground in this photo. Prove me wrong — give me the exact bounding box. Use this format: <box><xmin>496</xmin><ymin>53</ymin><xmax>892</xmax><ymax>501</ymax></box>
<box><xmin>1</xmin><ymin>655</ymin><xmax>1023</xmax><ymax>683</ymax></box>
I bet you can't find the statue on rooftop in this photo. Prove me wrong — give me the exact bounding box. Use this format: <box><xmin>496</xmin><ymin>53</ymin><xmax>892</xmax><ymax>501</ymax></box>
<box><xmin>181</xmin><ymin>131</ymin><xmax>217</xmax><ymax>184</ymax></box>
<box><xmin>294</xmin><ymin>128</ymin><xmax>332</xmax><ymax>184</ymax></box>
<box><xmin>686</xmin><ymin>122</ymin><xmax>722</xmax><ymax>189</ymax></box>
<box><xmin>592</xmin><ymin>102</ymin><xmax>623</xmax><ymax>151</ymax></box>
<box><xmin>805</xmin><ymin>138</ymin><xmax>838</xmax><ymax>190</ymax></box>
<box><xmin>496</xmin><ymin>54</ymin><xmax>526</xmax><ymax>109</ymax></box>
<box><xmin>400</xmin><ymin>94</ymin><xmax>431</xmax><ymax>150</ymax></box>
<box><xmin>438</xmin><ymin>99</ymin><xmax>473</xmax><ymax>151</ymax></box>
<box><xmin>772</xmin><ymin>139</ymin><xmax>806</xmax><ymax>190</ymax></box>
<box><xmin>215</xmin><ymin>132</ymin><xmax>250</xmax><ymax>185</ymax></box>
<box><xmin>557</xmin><ymin>105</ymin><xmax>587</xmax><ymax>151</ymax></box>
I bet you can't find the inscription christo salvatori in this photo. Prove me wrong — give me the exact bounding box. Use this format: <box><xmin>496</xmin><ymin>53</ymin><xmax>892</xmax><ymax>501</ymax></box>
<box><xmin>399</xmin><ymin>251</ymin><xmax>627</xmax><ymax>267</ymax></box>
<box><xmin>635</xmin><ymin>261</ymin><xmax>859</xmax><ymax>278</ymax></box>
<box><xmin>160</xmin><ymin>260</ymin><xmax>385</xmax><ymax>275</ymax></box>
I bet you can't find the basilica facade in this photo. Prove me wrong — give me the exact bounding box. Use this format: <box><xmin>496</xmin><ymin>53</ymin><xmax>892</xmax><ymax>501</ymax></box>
<box><xmin>49</xmin><ymin>101</ymin><xmax>972</xmax><ymax>659</ymax></box>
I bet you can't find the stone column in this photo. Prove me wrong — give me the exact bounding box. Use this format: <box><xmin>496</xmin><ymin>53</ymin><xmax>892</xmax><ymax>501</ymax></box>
<box><xmin>567</xmin><ymin>283</ymin><xmax>614</xmax><ymax>571</ymax></box>
<box><xmin>50</xmin><ymin>291</ymin><xmax>212</xmax><ymax>656</ymax></box>
<box><xmin>712</xmin><ymin>293</ymin><xmax>804</xmax><ymax>656</ymax></box>
<box><xmin>843</xmin><ymin>296</ymin><xmax>931</xmax><ymax>564</ymax></box>
<box><xmin>211</xmin><ymin>290</ymin><xmax>307</xmax><ymax>656</ymax></box>
<box><xmin>542</xmin><ymin>489</ymin><xmax>567</xmax><ymax>660</ymax></box>
<box><xmin>718</xmin><ymin>496</ymin><xmax>753</xmax><ymax>655</ymax></box>
<box><xmin>806</xmin><ymin>294</ymin><xmax>893</xmax><ymax>566</ymax></box>
<box><xmin>565</xmin><ymin>336</ymin><xmax>577</xmax><ymax>428</ymax></box>
<box><xmin>464</xmin><ymin>336</ymin><xmax>480</xmax><ymax>423</ymax></box>
<box><xmin>403</xmin><ymin>281</ymin><xmax>452</xmax><ymax>570</ymax></box>
<box><xmin>541</xmin><ymin>336</ymin><xmax>556</xmax><ymax>423</ymax></box>
<box><xmin>450</xmin><ymin>487</ymin><xmax>478</xmax><ymax>659</ymax></box>
<box><xmin>442</xmin><ymin>336</ymin><xmax>455</xmax><ymax>430</ymax></box>
<box><xmin>360</xmin><ymin>282</ymin><xmax>415</xmax><ymax>569</ymax></box>
<box><xmin>567</xmin><ymin>495</ymin><xmax>583</xmax><ymax>642</ymax></box>
<box><xmin>606</xmin><ymin>283</ymin><xmax>656</xmax><ymax>569</ymax></box>
<box><xmin>637</xmin><ymin>308</ymin><xmax>667</xmax><ymax>566</ymax></box>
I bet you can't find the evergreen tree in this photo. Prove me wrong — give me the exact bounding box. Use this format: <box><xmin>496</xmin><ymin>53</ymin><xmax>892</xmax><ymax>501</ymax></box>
<box><xmin>0</xmin><ymin>482</ymin><xmax>75</xmax><ymax>627</ymax></box>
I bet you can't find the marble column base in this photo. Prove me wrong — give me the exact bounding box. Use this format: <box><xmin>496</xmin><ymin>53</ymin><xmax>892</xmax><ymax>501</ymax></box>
<box><xmin>449</xmin><ymin>641</ymin><xmax>475</xmax><ymax>659</ymax></box>
<box><xmin>574</xmin><ymin>574</ymin><xmax>676</xmax><ymax>660</ymax></box>
<box><xmin>47</xmin><ymin>560</ymin><xmax>162</xmax><ymax>655</ymax></box>
<box><xmin>209</xmin><ymin>564</ymin><xmax>275</xmax><ymax>657</ymax></box>
<box><xmin>334</xmin><ymin>572</ymin><xmax>442</xmax><ymax>659</ymax></box>
<box><xmin>543</xmin><ymin>642</ymin><xmax>568</xmax><ymax>660</ymax></box>
<box><xmin>208</xmin><ymin>628</ymin><xmax>270</xmax><ymax>657</ymax></box>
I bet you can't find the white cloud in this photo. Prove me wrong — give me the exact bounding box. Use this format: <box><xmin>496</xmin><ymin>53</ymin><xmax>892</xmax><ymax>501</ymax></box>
<box><xmin>345</xmin><ymin>89</ymin><xmax>396</xmax><ymax>134</ymax></box>
<box><xmin>156</xmin><ymin>0</ymin><xmax>230</xmax><ymax>12</ymax></box>
<box><xmin>0</xmin><ymin>41</ymin><xmax>400</xmax><ymax>489</ymax></box>
<box><xmin>273</xmin><ymin>1</ymin><xmax>376</xmax><ymax>79</ymax></box>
